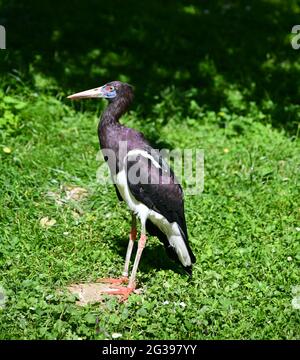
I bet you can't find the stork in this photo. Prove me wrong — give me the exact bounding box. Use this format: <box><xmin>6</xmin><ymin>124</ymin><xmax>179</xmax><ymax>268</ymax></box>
<box><xmin>68</xmin><ymin>81</ymin><xmax>196</xmax><ymax>300</ymax></box>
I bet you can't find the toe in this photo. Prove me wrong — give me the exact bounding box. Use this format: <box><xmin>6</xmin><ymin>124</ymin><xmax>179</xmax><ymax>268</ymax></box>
<box><xmin>97</xmin><ymin>277</ymin><xmax>128</xmax><ymax>285</ymax></box>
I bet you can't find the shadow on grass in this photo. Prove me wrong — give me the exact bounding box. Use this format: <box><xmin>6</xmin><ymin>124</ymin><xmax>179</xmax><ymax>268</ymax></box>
<box><xmin>0</xmin><ymin>0</ymin><xmax>300</xmax><ymax>132</ymax></box>
<box><xmin>110</xmin><ymin>235</ymin><xmax>185</xmax><ymax>276</ymax></box>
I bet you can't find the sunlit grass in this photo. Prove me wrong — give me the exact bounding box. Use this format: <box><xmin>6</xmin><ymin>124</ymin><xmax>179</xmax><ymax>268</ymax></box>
<box><xmin>0</xmin><ymin>81</ymin><xmax>299</xmax><ymax>339</ymax></box>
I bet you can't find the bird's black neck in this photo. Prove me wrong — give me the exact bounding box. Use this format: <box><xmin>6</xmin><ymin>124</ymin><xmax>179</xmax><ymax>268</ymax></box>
<box><xmin>98</xmin><ymin>95</ymin><xmax>133</xmax><ymax>149</ymax></box>
<box><xmin>99</xmin><ymin>96</ymin><xmax>131</xmax><ymax>128</ymax></box>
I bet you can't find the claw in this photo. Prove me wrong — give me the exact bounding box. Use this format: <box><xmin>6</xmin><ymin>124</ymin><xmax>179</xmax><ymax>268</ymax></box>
<box><xmin>99</xmin><ymin>285</ymin><xmax>136</xmax><ymax>302</ymax></box>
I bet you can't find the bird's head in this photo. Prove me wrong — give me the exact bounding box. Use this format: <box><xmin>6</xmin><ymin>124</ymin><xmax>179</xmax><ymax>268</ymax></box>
<box><xmin>67</xmin><ymin>81</ymin><xmax>133</xmax><ymax>103</ymax></box>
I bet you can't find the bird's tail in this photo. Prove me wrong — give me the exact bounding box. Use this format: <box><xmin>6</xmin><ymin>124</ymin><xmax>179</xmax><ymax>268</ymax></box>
<box><xmin>146</xmin><ymin>220</ymin><xmax>195</xmax><ymax>274</ymax></box>
<box><xmin>178</xmin><ymin>227</ymin><xmax>196</xmax><ymax>265</ymax></box>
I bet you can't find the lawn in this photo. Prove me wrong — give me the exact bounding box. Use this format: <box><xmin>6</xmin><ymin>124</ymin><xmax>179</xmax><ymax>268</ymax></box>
<box><xmin>0</xmin><ymin>0</ymin><xmax>300</xmax><ymax>339</ymax></box>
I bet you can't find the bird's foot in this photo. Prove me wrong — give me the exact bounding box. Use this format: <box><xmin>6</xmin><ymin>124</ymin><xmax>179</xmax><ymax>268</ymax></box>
<box><xmin>99</xmin><ymin>285</ymin><xmax>136</xmax><ymax>302</ymax></box>
<box><xmin>96</xmin><ymin>276</ymin><xmax>128</xmax><ymax>285</ymax></box>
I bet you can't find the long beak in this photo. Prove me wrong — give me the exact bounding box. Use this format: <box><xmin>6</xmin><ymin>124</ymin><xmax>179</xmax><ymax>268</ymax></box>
<box><xmin>67</xmin><ymin>86</ymin><xmax>104</xmax><ymax>100</ymax></box>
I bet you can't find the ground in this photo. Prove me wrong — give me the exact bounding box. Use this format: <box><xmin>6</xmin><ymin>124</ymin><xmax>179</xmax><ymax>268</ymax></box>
<box><xmin>0</xmin><ymin>0</ymin><xmax>300</xmax><ymax>339</ymax></box>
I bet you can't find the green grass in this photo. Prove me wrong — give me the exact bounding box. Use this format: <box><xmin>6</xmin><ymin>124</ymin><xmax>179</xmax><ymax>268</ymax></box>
<box><xmin>0</xmin><ymin>81</ymin><xmax>299</xmax><ymax>339</ymax></box>
<box><xmin>0</xmin><ymin>0</ymin><xmax>300</xmax><ymax>340</ymax></box>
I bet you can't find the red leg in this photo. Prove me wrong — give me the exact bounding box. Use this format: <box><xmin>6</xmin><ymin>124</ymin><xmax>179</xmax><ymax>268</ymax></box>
<box><xmin>99</xmin><ymin>233</ymin><xmax>146</xmax><ymax>302</ymax></box>
<box><xmin>97</xmin><ymin>214</ymin><xmax>137</xmax><ymax>287</ymax></box>
<box><xmin>130</xmin><ymin>227</ymin><xmax>137</xmax><ymax>241</ymax></box>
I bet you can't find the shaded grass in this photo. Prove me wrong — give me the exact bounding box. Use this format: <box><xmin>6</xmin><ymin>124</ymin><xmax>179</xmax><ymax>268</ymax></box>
<box><xmin>1</xmin><ymin>0</ymin><xmax>300</xmax><ymax>132</ymax></box>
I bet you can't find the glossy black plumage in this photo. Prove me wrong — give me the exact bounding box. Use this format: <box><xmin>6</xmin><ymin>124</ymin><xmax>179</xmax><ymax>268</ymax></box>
<box><xmin>126</xmin><ymin>150</ymin><xmax>196</xmax><ymax>271</ymax></box>
<box><xmin>97</xmin><ymin>81</ymin><xmax>196</xmax><ymax>272</ymax></box>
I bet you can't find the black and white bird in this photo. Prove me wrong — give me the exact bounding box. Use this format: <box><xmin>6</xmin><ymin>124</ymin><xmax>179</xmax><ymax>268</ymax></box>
<box><xmin>68</xmin><ymin>81</ymin><xmax>196</xmax><ymax>300</ymax></box>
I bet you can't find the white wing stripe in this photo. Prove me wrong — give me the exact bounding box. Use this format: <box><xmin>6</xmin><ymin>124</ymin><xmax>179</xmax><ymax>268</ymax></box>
<box><xmin>125</xmin><ymin>149</ymin><xmax>161</xmax><ymax>169</ymax></box>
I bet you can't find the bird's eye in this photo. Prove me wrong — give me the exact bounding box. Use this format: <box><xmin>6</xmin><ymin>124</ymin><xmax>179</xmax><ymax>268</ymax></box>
<box><xmin>105</xmin><ymin>85</ymin><xmax>114</xmax><ymax>92</ymax></box>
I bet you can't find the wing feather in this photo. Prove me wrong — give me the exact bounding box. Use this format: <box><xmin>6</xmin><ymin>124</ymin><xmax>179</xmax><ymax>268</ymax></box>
<box><xmin>125</xmin><ymin>148</ymin><xmax>195</xmax><ymax>264</ymax></box>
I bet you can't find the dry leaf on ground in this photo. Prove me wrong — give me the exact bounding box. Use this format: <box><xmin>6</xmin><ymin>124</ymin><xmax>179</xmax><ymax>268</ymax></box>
<box><xmin>40</xmin><ymin>217</ymin><xmax>56</xmax><ymax>227</ymax></box>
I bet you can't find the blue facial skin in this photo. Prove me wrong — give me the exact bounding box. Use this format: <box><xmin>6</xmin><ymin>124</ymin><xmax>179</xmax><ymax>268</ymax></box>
<box><xmin>106</xmin><ymin>90</ymin><xmax>117</xmax><ymax>98</ymax></box>
<box><xmin>101</xmin><ymin>85</ymin><xmax>117</xmax><ymax>99</ymax></box>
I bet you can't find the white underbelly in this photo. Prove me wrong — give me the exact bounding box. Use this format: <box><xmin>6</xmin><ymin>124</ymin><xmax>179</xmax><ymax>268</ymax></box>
<box><xmin>114</xmin><ymin>169</ymin><xmax>150</xmax><ymax>218</ymax></box>
<box><xmin>114</xmin><ymin>169</ymin><xmax>192</xmax><ymax>267</ymax></box>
